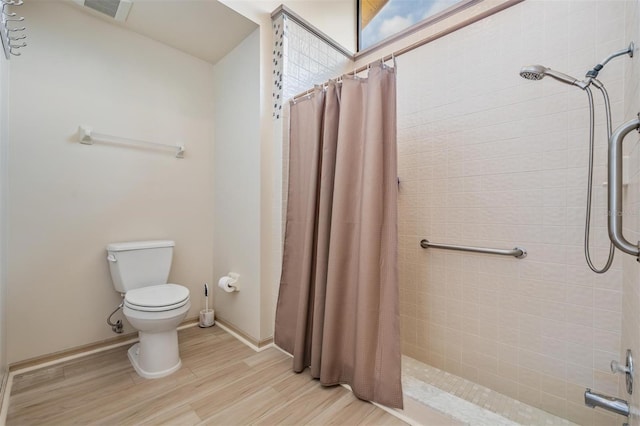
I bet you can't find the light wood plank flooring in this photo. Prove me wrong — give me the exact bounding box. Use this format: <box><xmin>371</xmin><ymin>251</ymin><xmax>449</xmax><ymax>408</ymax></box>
<box><xmin>7</xmin><ymin>326</ymin><xmax>407</xmax><ymax>425</ymax></box>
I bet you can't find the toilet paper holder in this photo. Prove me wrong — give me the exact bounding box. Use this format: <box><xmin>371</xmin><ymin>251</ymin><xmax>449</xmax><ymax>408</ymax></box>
<box><xmin>227</xmin><ymin>273</ymin><xmax>239</xmax><ymax>290</ymax></box>
<box><xmin>219</xmin><ymin>272</ymin><xmax>240</xmax><ymax>292</ymax></box>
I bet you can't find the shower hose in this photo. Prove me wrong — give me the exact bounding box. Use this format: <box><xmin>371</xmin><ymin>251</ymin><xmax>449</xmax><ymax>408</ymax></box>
<box><xmin>583</xmin><ymin>80</ymin><xmax>615</xmax><ymax>273</ymax></box>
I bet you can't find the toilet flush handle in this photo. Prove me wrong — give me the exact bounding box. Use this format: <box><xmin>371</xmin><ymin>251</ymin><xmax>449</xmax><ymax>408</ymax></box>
<box><xmin>107</xmin><ymin>254</ymin><xmax>117</xmax><ymax>262</ymax></box>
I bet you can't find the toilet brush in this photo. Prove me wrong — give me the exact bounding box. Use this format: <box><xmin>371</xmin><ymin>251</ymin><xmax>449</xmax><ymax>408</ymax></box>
<box><xmin>199</xmin><ymin>283</ymin><xmax>214</xmax><ymax>327</ymax></box>
<box><xmin>205</xmin><ymin>283</ymin><xmax>209</xmax><ymax>312</ymax></box>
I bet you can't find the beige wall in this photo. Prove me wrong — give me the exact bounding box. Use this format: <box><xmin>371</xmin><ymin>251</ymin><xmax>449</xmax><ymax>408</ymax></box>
<box><xmin>394</xmin><ymin>1</ymin><xmax>630</xmax><ymax>424</ymax></box>
<box><xmin>7</xmin><ymin>2</ymin><xmax>215</xmax><ymax>363</ymax></box>
<box><xmin>621</xmin><ymin>0</ymin><xmax>640</xmax><ymax>424</ymax></box>
<box><xmin>212</xmin><ymin>29</ymin><xmax>263</xmax><ymax>340</ymax></box>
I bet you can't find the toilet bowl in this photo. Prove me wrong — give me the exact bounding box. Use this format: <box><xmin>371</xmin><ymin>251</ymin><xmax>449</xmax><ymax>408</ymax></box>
<box><xmin>123</xmin><ymin>283</ymin><xmax>190</xmax><ymax>378</ymax></box>
<box><xmin>106</xmin><ymin>240</ymin><xmax>191</xmax><ymax>379</ymax></box>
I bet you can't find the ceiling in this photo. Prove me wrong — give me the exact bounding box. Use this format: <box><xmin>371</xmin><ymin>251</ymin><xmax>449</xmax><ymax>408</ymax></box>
<box><xmin>68</xmin><ymin>0</ymin><xmax>258</xmax><ymax>64</ymax></box>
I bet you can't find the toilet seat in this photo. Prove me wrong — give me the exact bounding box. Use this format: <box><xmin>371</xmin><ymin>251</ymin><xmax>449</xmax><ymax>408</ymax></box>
<box><xmin>125</xmin><ymin>284</ymin><xmax>190</xmax><ymax>312</ymax></box>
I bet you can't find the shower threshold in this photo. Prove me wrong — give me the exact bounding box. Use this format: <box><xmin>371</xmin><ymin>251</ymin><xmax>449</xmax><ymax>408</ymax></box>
<box><xmin>400</xmin><ymin>356</ymin><xmax>578</xmax><ymax>426</ymax></box>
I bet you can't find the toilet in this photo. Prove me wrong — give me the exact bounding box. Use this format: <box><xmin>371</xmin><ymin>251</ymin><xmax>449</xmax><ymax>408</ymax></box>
<box><xmin>106</xmin><ymin>240</ymin><xmax>191</xmax><ymax>379</ymax></box>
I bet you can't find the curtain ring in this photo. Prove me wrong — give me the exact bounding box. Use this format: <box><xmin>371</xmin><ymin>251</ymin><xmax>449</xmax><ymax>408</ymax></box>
<box><xmin>392</xmin><ymin>52</ymin><xmax>397</xmax><ymax>68</ymax></box>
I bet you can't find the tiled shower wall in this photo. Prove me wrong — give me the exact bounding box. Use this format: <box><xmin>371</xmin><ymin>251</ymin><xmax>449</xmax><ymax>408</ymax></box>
<box><xmin>396</xmin><ymin>1</ymin><xmax>633</xmax><ymax>424</ymax></box>
<box><xmin>621</xmin><ymin>0</ymin><xmax>640</xmax><ymax>425</ymax></box>
<box><xmin>272</xmin><ymin>13</ymin><xmax>352</xmax><ymax>119</ymax></box>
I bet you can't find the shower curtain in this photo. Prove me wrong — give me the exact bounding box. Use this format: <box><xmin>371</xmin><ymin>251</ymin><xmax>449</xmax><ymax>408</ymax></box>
<box><xmin>274</xmin><ymin>62</ymin><xmax>403</xmax><ymax>409</ymax></box>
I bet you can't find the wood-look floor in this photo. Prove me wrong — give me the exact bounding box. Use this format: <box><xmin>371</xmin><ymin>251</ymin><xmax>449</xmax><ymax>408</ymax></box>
<box><xmin>7</xmin><ymin>326</ymin><xmax>407</xmax><ymax>425</ymax></box>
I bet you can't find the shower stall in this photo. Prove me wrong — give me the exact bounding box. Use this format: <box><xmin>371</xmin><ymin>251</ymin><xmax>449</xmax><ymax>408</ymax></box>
<box><xmin>274</xmin><ymin>0</ymin><xmax>640</xmax><ymax>424</ymax></box>
<box><xmin>394</xmin><ymin>0</ymin><xmax>639</xmax><ymax>424</ymax></box>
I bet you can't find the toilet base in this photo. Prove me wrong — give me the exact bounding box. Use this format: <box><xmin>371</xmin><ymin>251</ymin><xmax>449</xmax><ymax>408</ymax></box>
<box><xmin>127</xmin><ymin>340</ymin><xmax>182</xmax><ymax>379</ymax></box>
<box><xmin>123</xmin><ymin>302</ymin><xmax>189</xmax><ymax>379</ymax></box>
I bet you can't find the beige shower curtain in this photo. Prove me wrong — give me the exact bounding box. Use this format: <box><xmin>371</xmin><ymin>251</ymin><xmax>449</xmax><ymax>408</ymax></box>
<box><xmin>274</xmin><ymin>63</ymin><xmax>403</xmax><ymax>409</ymax></box>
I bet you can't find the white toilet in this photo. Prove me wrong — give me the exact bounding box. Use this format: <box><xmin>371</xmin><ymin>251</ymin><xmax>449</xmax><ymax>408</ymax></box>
<box><xmin>106</xmin><ymin>240</ymin><xmax>191</xmax><ymax>379</ymax></box>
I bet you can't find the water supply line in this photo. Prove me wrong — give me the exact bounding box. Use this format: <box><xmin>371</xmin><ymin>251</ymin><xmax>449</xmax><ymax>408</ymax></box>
<box><xmin>107</xmin><ymin>301</ymin><xmax>124</xmax><ymax>333</ymax></box>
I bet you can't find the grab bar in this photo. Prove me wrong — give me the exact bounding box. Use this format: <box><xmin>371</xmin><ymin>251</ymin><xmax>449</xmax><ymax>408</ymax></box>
<box><xmin>608</xmin><ymin>113</ymin><xmax>640</xmax><ymax>260</ymax></box>
<box><xmin>420</xmin><ymin>239</ymin><xmax>527</xmax><ymax>259</ymax></box>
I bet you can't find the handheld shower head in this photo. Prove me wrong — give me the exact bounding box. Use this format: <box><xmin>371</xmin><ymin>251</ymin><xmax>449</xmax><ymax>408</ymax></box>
<box><xmin>519</xmin><ymin>64</ymin><xmax>546</xmax><ymax>80</ymax></box>
<box><xmin>520</xmin><ymin>65</ymin><xmax>589</xmax><ymax>89</ymax></box>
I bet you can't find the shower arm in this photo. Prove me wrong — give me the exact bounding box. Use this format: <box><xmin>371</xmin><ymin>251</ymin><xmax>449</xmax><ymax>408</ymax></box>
<box><xmin>586</xmin><ymin>42</ymin><xmax>635</xmax><ymax>78</ymax></box>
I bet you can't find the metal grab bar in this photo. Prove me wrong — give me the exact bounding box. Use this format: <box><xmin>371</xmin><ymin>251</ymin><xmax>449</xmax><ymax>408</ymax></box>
<box><xmin>420</xmin><ymin>239</ymin><xmax>527</xmax><ymax>259</ymax></box>
<box><xmin>608</xmin><ymin>114</ymin><xmax>640</xmax><ymax>261</ymax></box>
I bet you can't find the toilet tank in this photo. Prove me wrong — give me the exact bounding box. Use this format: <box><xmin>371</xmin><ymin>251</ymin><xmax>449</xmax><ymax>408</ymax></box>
<box><xmin>106</xmin><ymin>240</ymin><xmax>175</xmax><ymax>293</ymax></box>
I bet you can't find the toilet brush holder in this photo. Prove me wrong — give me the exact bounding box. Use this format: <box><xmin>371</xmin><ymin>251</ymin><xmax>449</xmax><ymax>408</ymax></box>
<box><xmin>199</xmin><ymin>309</ymin><xmax>214</xmax><ymax>328</ymax></box>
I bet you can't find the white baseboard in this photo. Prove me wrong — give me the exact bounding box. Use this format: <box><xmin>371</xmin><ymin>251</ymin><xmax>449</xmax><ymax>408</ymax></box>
<box><xmin>213</xmin><ymin>321</ymin><xmax>273</xmax><ymax>353</ymax></box>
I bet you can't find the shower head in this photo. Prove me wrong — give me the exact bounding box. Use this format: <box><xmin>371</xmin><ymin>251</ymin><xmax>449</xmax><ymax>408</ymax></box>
<box><xmin>519</xmin><ymin>64</ymin><xmax>546</xmax><ymax>80</ymax></box>
<box><xmin>520</xmin><ymin>65</ymin><xmax>589</xmax><ymax>89</ymax></box>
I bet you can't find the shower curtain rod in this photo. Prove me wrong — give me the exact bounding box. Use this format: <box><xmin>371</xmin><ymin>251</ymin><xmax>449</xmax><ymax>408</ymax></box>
<box><xmin>291</xmin><ymin>0</ymin><xmax>523</xmax><ymax>102</ymax></box>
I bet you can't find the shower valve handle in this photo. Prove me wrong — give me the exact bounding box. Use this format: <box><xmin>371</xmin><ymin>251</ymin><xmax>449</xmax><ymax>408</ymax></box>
<box><xmin>611</xmin><ymin>360</ymin><xmax>630</xmax><ymax>374</ymax></box>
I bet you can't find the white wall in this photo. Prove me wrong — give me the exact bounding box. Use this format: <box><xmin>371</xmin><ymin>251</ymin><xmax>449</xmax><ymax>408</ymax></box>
<box><xmin>212</xmin><ymin>30</ymin><xmax>263</xmax><ymax>340</ymax></box>
<box><xmin>7</xmin><ymin>2</ymin><xmax>215</xmax><ymax>363</ymax></box>
<box><xmin>211</xmin><ymin>1</ymin><xmax>287</xmax><ymax>343</ymax></box>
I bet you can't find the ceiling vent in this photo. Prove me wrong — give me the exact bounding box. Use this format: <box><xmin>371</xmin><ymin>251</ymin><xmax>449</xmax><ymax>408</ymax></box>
<box><xmin>73</xmin><ymin>0</ymin><xmax>132</xmax><ymax>22</ymax></box>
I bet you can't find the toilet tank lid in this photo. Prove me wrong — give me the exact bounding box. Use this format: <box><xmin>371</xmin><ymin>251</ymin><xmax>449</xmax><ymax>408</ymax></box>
<box><xmin>106</xmin><ymin>240</ymin><xmax>175</xmax><ymax>252</ymax></box>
